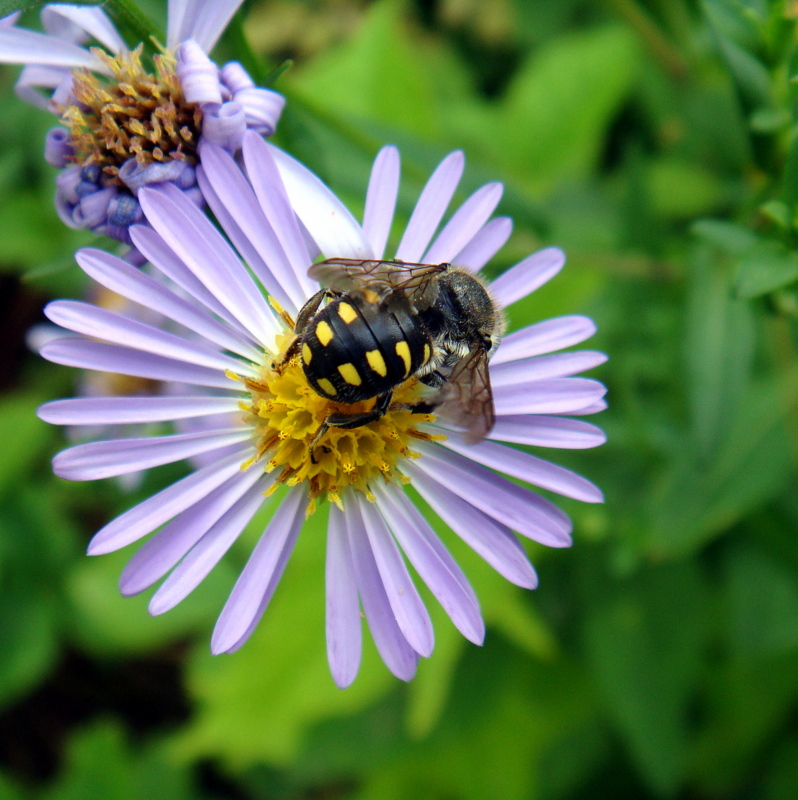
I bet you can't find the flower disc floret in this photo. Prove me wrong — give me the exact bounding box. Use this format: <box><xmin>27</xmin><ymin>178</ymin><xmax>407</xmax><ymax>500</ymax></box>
<box><xmin>240</xmin><ymin>332</ymin><xmax>442</xmax><ymax>515</ymax></box>
<box><xmin>62</xmin><ymin>47</ymin><xmax>201</xmax><ymax>179</ymax></box>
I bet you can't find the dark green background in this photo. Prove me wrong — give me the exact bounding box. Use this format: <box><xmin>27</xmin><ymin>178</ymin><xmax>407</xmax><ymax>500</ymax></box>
<box><xmin>0</xmin><ymin>1</ymin><xmax>795</xmax><ymax>798</ymax></box>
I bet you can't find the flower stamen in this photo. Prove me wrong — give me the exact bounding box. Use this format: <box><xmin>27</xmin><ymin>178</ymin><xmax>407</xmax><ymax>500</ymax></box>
<box><xmin>241</xmin><ymin>330</ymin><xmax>440</xmax><ymax>512</ymax></box>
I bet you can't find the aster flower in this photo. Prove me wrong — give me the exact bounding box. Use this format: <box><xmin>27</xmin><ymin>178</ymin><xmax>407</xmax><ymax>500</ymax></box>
<box><xmin>38</xmin><ymin>131</ymin><xmax>607</xmax><ymax>686</ymax></box>
<box><xmin>0</xmin><ymin>2</ymin><xmax>284</xmax><ymax>246</ymax></box>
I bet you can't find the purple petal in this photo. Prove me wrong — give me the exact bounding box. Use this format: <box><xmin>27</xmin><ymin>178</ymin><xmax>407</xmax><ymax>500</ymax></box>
<box><xmin>453</xmin><ymin>216</ymin><xmax>512</xmax><ymax>272</ymax></box>
<box><xmin>75</xmin><ymin>248</ymin><xmax>261</xmax><ymax>361</ymax></box>
<box><xmin>326</xmin><ymin>505</ymin><xmax>363</xmax><ymax>688</ymax></box>
<box><xmin>423</xmin><ymin>182</ymin><xmax>503</xmax><ymax>265</ymax></box>
<box><xmin>14</xmin><ymin>63</ymin><xmax>69</xmax><ymax>110</ymax></box>
<box><xmin>138</xmin><ymin>186</ymin><xmax>279</xmax><ymax>347</ymax></box>
<box><xmin>150</xmin><ymin>478</ymin><xmax>269</xmax><ymax>614</ymax></box>
<box><xmin>219</xmin><ymin>61</ymin><xmax>253</xmax><ymax>93</ymax></box>
<box><xmin>241</xmin><ymin>133</ymin><xmax>317</xmax><ymax>298</ymax></box>
<box><xmin>411</xmin><ymin>444</ymin><xmax>572</xmax><ymax>547</ymax></box>
<box><xmin>40</xmin><ymin>5</ymin><xmax>124</xmax><ymax>51</ymax></box>
<box><xmin>568</xmin><ymin>399</ymin><xmax>608</xmax><ymax>415</ymax></box>
<box><xmin>201</xmin><ymin>100</ymin><xmax>246</xmax><ymax>151</ymax></box>
<box><xmin>44</xmin><ymin>300</ymin><xmax>257</xmax><ymax>376</ymax></box>
<box><xmin>38</xmin><ymin>395</ymin><xmax>240</xmax><ymax>426</ymax></box>
<box><xmin>169</xmin><ymin>1</ymin><xmax>246</xmax><ymax>53</ymax></box>
<box><xmin>373</xmin><ymin>483</ymin><xmax>484</xmax><ymax>645</ymax></box>
<box><xmin>362</xmin><ymin>146</ymin><xmax>400</xmax><ymax>260</ymax></box>
<box><xmin>131</xmin><ymin>225</ymin><xmax>257</xmax><ymax>339</ymax></box>
<box><xmin>406</xmin><ymin>463</ymin><xmax>538</xmax><ymax>588</ymax></box>
<box><xmin>0</xmin><ymin>27</ymin><xmax>102</xmax><ymax>69</ymax></box>
<box><xmin>176</xmin><ymin>39</ymin><xmax>221</xmax><ymax>104</ymax></box>
<box><xmin>489</xmin><ymin>415</ymin><xmax>607</xmax><ymax>449</ymax></box>
<box><xmin>195</xmin><ymin>156</ymin><xmax>299</xmax><ymax>312</ymax></box>
<box><xmin>493</xmin><ymin>378</ymin><xmax>608</xmax><ymax>416</ymax></box>
<box><xmin>490</xmin><ymin>247</ymin><xmax>565</xmax><ymax>308</ymax></box>
<box><xmin>53</xmin><ymin>427</ymin><xmax>251</xmax><ymax>481</ymax></box>
<box><xmin>44</xmin><ymin>127</ymin><xmax>73</xmax><ymax>168</ymax></box>
<box><xmin>490</xmin><ymin>351</ymin><xmax>608</xmax><ymax>387</ymax></box>
<box><xmin>344</xmin><ymin>499</ymin><xmax>418</xmax><ymax>681</ymax></box>
<box><xmin>234</xmin><ymin>87</ymin><xmax>284</xmax><ymax>135</ymax></box>
<box><xmin>493</xmin><ymin>316</ymin><xmax>598</xmax><ymax>365</ymax></box>
<box><xmin>439</xmin><ymin>437</ymin><xmax>604</xmax><ymax>503</ymax></box>
<box><xmin>41</xmin><ymin>338</ymin><xmax>238</xmax><ymax>390</ymax></box>
<box><xmin>264</xmin><ymin>140</ymin><xmax>372</xmax><ymax>260</ymax></box>
<box><xmin>357</xmin><ymin>496</ymin><xmax>434</xmax><ymax>657</ymax></box>
<box><xmin>394</xmin><ymin>151</ymin><xmax>464</xmax><ymax>262</ymax></box>
<box><xmin>211</xmin><ymin>487</ymin><xmax>306</xmax><ymax>654</ymax></box>
<box><xmin>88</xmin><ymin>448</ymin><xmax>251</xmax><ymax>554</ymax></box>
<box><xmin>119</xmin><ymin>467</ymin><xmax>264</xmax><ymax>595</ymax></box>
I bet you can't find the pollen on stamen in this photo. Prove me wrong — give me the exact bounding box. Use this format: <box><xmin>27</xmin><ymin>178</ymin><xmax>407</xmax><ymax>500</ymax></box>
<box><xmin>60</xmin><ymin>46</ymin><xmax>203</xmax><ymax>181</ymax></box>
<box><xmin>240</xmin><ymin>329</ymin><xmax>442</xmax><ymax>511</ymax></box>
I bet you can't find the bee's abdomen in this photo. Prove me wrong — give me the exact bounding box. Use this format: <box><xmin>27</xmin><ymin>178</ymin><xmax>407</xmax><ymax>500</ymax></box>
<box><xmin>300</xmin><ymin>296</ymin><xmax>430</xmax><ymax>403</ymax></box>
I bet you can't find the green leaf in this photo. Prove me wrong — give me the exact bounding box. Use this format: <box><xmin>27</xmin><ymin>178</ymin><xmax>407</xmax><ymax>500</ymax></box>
<box><xmin>648</xmin><ymin>371</ymin><xmax>797</xmax><ymax>557</ymax></box>
<box><xmin>38</xmin><ymin>720</ymin><xmax>195</xmax><ymax>800</ymax></box>
<box><xmin>0</xmin><ymin>592</ymin><xmax>59</xmax><ymax>711</ymax></box>
<box><xmin>692</xmin><ymin>218</ymin><xmax>758</xmax><ymax>253</ymax></box>
<box><xmin>687</xmin><ymin>653</ymin><xmax>797</xmax><ymax>796</ymax></box>
<box><xmin>491</xmin><ymin>25</ymin><xmax>639</xmax><ymax>192</ymax></box>
<box><xmin>288</xmin><ymin>0</ymin><xmax>441</xmax><ymax>140</ymax></box>
<box><xmin>723</xmin><ymin>545</ymin><xmax>798</xmax><ymax>659</ymax></box>
<box><xmin>0</xmin><ymin>393</ymin><xmax>52</xmax><ymax>494</ymax></box>
<box><xmin>646</xmin><ymin>157</ymin><xmax>726</xmax><ymax>218</ymax></box>
<box><xmin>582</xmin><ymin>562</ymin><xmax>709</xmax><ymax>795</ymax></box>
<box><xmin>735</xmin><ymin>241</ymin><xmax>798</xmax><ymax>297</ymax></box>
<box><xmin>683</xmin><ymin>245</ymin><xmax>756</xmax><ymax>461</ymax></box>
<box><xmin>40</xmin><ymin>721</ymin><xmax>135</xmax><ymax>800</ymax></box>
<box><xmin>358</xmin><ymin>657</ymin><xmax>598</xmax><ymax>800</ymax></box>
<box><xmin>0</xmin><ymin>772</ymin><xmax>24</xmax><ymax>800</ymax></box>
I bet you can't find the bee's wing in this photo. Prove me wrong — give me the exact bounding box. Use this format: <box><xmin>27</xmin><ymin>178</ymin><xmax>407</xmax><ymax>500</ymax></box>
<box><xmin>308</xmin><ymin>258</ymin><xmax>447</xmax><ymax>310</ymax></box>
<box><xmin>435</xmin><ymin>348</ymin><xmax>495</xmax><ymax>444</ymax></box>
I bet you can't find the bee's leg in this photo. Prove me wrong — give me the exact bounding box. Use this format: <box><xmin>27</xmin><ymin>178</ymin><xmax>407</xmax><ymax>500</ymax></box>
<box><xmin>280</xmin><ymin>335</ymin><xmax>302</xmax><ymax>364</ymax></box>
<box><xmin>279</xmin><ymin>289</ymin><xmax>339</xmax><ymax>367</ymax></box>
<box><xmin>308</xmin><ymin>391</ymin><xmax>393</xmax><ymax>464</ymax></box>
<box><xmin>390</xmin><ymin>399</ymin><xmax>438</xmax><ymax>415</ymax></box>
<box><xmin>326</xmin><ymin>390</ymin><xmax>393</xmax><ymax>429</ymax></box>
<box><xmin>418</xmin><ymin>370</ymin><xmax>446</xmax><ymax>389</ymax></box>
<box><xmin>293</xmin><ymin>289</ymin><xmax>340</xmax><ymax>334</ymax></box>
<box><xmin>307</xmin><ymin>420</ymin><xmax>330</xmax><ymax>464</ymax></box>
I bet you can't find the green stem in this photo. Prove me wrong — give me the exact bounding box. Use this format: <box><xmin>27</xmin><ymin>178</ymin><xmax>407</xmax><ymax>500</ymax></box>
<box><xmin>103</xmin><ymin>0</ymin><xmax>163</xmax><ymax>47</ymax></box>
<box><xmin>225</xmin><ymin>8</ymin><xmax>269</xmax><ymax>85</ymax></box>
<box><xmin>605</xmin><ymin>0</ymin><xmax>689</xmax><ymax>80</ymax></box>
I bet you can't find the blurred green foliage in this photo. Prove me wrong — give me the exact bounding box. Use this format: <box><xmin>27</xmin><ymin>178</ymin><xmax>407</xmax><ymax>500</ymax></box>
<box><xmin>0</xmin><ymin>0</ymin><xmax>795</xmax><ymax>798</ymax></box>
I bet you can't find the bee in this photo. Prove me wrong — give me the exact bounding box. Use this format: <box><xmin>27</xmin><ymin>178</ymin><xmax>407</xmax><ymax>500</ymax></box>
<box><xmin>286</xmin><ymin>257</ymin><xmax>505</xmax><ymax>453</ymax></box>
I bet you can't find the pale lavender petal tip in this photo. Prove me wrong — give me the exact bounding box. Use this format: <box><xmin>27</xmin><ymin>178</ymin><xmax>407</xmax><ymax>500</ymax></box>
<box><xmin>202</xmin><ymin>101</ymin><xmax>247</xmax><ymax>152</ymax></box>
<box><xmin>177</xmin><ymin>39</ymin><xmax>222</xmax><ymax>105</ymax></box>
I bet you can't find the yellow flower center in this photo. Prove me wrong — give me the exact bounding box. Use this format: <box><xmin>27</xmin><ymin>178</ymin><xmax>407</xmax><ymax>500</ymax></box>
<box><xmin>60</xmin><ymin>47</ymin><xmax>202</xmax><ymax>182</ymax></box>
<box><xmin>238</xmin><ymin>331</ymin><xmax>443</xmax><ymax>516</ymax></box>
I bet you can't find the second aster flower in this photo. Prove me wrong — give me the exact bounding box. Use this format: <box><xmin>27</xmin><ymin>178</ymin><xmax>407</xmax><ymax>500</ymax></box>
<box><xmin>0</xmin><ymin>1</ymin><xmax>284</xmax><ymax>247</ymax></box>
<box><xmin>38</xmin><ymin>132</ymin><xmax>607</xmax><ymax>687</ymax></box>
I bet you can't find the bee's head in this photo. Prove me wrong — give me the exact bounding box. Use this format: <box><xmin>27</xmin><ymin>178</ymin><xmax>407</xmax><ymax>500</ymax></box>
<box><xmin>444</xmin><ymin>268</ymin><xmax>506</xmax><ymax>355</ymax></box>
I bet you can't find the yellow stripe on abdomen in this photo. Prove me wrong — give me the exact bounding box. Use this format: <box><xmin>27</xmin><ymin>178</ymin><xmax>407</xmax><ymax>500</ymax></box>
<box><xmin>395</xmin><ymin>341</ymin><xmax>412</xmax><ymax>377</ymax></box>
